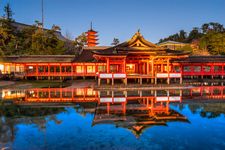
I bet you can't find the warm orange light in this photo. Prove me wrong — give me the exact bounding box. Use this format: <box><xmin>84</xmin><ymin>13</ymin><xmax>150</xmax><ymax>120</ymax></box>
<box><xmin>126</xmin><ymin>64</ymin><xmax>135</xmax><ymax>69</ymax></box>
<box><xmin>0</xmin><ymin>64</ymin><xmax>4</xmax><ymax>73</ymax></box>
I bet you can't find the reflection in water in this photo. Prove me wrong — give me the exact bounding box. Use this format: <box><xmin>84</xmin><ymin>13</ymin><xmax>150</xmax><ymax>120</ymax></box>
<box><xmin>1</xmin><ymin>86</ymin><xmax>225</xmax><ymax>149</ymax></box>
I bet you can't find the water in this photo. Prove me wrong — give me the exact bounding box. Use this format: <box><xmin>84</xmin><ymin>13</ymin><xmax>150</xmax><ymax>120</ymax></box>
<box><xmin>1</xmin><ymin>86</ymin><xmax>225</xmax><ymax>150</ymax></box>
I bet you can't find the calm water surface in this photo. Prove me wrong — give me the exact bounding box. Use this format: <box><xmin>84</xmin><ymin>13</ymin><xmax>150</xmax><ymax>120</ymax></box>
<box><xmin>1</xmin><ymin>86</ymin><xmax>225</xmax><ymax>150</ymax></box>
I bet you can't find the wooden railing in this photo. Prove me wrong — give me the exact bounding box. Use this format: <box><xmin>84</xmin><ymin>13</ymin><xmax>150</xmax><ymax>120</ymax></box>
<box><xmin>98</xmin><ymin>73</ymin><xmax>127</xmax><ymax>79</ymax></box>
<box><xmin>156</xmin><ymin>73</ymin><xmax>181</xmax><ymax>78</ymax></box>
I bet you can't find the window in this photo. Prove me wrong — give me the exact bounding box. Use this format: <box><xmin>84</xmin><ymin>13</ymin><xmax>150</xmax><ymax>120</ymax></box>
<box><xmin>194</xmin><ymin>66</ymin><xmax>201</xmax><ymax>72</ymax></box>
<box><xmin>87</xmin><ymin>89</ymin><xmax>95</xmax><ymax>96</ymax></box>
<box><xmin>87</xmin><ymin>66</ymin><xmax>95</xmax><ymax>73</ymax></box>
<box><xmin>62</xmin><ymin>66</ymin><xmax>71</xmax><ymax>72</ymax></box>
<box><xmin>164</xmin><ymin>66</ymin><xmax>170</xmax><ymax>72</ymax></box>
<box><xmin>76</xmin><ymin>66</ymin><xmax>84</xmax><ymax>73</ymax></box>
<box><xmin>98</xmin><ymin>66</ymin><xmax>106</xmax><ymax>73</ymax></box>
<box><xmin>214</xmin><ymin>66</ymin><xmax>222</xmax><ymax>72</ymax></box>
<box><xmin>203</xmin><ymin>66</ymin><xmax>211</xmax><ymax>72</ymax></box>
<box><xmin>0</xmin><ymin>64</ymin><xmax>4</xmax><ymax>73</ymax></box>
<box><xmin>126</xmin><ymin>64</ymin><xmax>135</xmax><ymax>73</ymax></box>
<box><xmin>183</xmin><ymin>66</ymin><xmax>191</xmax><ymax>72</ymax></box>
<box><xmin>173</xmin><ymin>66</ymin><xmax>180</xmax><ymax>72</ymax></box>
<box><xmin>110</xmin><ymin>65</ymin><xmax>118</xmax><ymax>73</ymax></box>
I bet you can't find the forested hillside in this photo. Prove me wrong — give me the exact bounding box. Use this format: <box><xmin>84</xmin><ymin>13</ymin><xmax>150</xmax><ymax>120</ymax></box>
<box><xmin>159</xmin><ymin>22</ymin><xmax>225</xmax><ymax>55</ymax></box>
<box><xmin>0</xmin><ymin>3</ymin><xmax>87</xmax><ymax>56</ymax></box>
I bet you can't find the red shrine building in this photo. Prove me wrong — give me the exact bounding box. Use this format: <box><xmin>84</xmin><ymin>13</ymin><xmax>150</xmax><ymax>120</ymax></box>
<box><xmin>1</xmin><ymin>29</ymin><xmax>225</xmax><ymax>85</ymax></box>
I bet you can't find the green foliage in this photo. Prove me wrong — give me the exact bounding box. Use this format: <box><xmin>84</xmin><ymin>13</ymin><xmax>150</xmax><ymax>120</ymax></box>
<box><xmin>29</xmin><ymin>29</ymin><xmax>65</xmax><ymax>55</ymax></box>
<box><xmin>159</xmin><ymin>22</ymin><xmax>225</xmax><ymax>55</ymax></box>
<box><xmin>64</xmin><ymin>33</ymin><xmax>87</xmax><ymax>55</ymax></box>
<box><xmin>180</xmin><ymin>45</ymin><xmax>193</xmax><ymax>53</ymax></box>
<box><xmin>201</xmin><ymin>22</ymin><xmax>224</xmax><ymax>33</ymax></box>
<box><xmin>0</xmin><ymin>48</ymin><xmax>4</xmax><ymax>56</ymax></box>
<box><xmin>159</xmin><ymin>30</ymin><xmax>188</xmax><ymax>43</ymax></box>
<box><xmin>74</xmin><ymin>32</ymin><xmax>87</xmax><ymax>48</ymax></box>
<box><xmin>0</xmin><ymin>18</ymin><xmax>18</xmax><ymax>55</ymax></box>
<box><xmin>199</xmin><ymin>31</ymin><xmax>225</xmax><ymax>55</ymax></box>
<box><xmin>0</xmin><ymin>3</ymin><xmax>67</xmax><ymax>56</ymax></box>
<box><xmin>0</xmin><ymin>18</ymin><xmax>66</xmax><ymax>55</ymax></box>
<box><xmin>186</xmin><ymin>27</ymin><xmax>203</xmax><ymax>43</ymax></box>
<box><xmin>3</xmin><ymin>3</ymin><xmax>14</xmax><ymax>21</ymax></box>
<box><xmin>159</xmin><ymin>22</ymin><xmax>224</xmax><ymax>44</ymax></box>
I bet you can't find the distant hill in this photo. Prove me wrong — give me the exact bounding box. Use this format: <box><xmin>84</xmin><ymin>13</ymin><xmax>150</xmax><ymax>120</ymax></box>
<box><xmin>158</xmin><ymin>22</ymin><xmax>225</xmax><ymax>55</ymax></box>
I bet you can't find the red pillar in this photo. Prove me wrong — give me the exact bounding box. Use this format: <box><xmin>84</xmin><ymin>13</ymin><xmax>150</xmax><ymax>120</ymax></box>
<box><xmin>106</xmin><ymin>58</ymin><xmax>110</xmax><ymax>73</ymax></box>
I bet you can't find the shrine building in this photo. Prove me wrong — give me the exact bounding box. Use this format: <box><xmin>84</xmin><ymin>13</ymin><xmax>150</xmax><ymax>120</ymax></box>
<box><xmin>1</xmin><ymin>29</ymin><xmax>225</xmax><ymax>85</ymax></box>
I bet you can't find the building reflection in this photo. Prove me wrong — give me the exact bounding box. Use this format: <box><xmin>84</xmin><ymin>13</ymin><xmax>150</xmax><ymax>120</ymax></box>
<box><xmin>1</xmin><ymin>86</ymin><xmax>225</xmax><ymax>141</ymax></box>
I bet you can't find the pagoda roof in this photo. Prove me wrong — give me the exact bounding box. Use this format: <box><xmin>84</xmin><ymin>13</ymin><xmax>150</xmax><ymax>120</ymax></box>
<box><xmin>92</xmin><ymin>31</ymin><xmax>189</xmax><ymax>57</ymax></box>
<box><xmin>86</xmin><ymin>29</ymin><xmax>98</xmax><ymax>33</ymax></box>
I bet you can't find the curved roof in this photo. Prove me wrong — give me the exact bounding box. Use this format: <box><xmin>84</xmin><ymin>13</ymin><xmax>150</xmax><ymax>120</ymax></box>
<box><xmin>93</xmin><ymin>31</ymin><xmax>189</xmax><ymax>56</ymax></box>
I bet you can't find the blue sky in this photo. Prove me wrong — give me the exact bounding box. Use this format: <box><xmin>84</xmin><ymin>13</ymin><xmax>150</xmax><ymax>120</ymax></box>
<box><xmin>0</xmin><ymin>0</ymin><xmax>225</xmax><ymax>45</ymax></box>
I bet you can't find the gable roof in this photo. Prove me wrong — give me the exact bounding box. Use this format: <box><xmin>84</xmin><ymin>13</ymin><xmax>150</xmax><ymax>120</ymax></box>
<box><xmin>93</xmin><ymin>31</ymin><xmax>189</xmax><ymax>56</ymax></box>
<box><xmin>115</xmin><ymin>30</ymin><xmax>163</xmax><ymax>51</ymax></box>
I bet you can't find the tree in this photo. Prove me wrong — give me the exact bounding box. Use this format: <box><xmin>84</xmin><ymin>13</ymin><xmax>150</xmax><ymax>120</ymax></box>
<box><xmin>111</xmin><ymin>38</ymin><xmax>120</xmax><ymax>46</ymax></box>
<box><xmin>52</xmin><ymin>24</ymin><xmax>61</xmax><ymax>31</ymax></box>
<box><xmin>74</xmin><ymin>33</ymin><xmax>87</xmax><ymax>47</ymax></box>
<box><xmin>178</xmin><ymin>30</ymin><xmax>187</xmax><ymax>42</ymax></box>
<box><xmin>187</xmin><ymin>27</ymin><xmax>203</xmax><ymax>43</ymax></box>
<box><xmin>67</xmin><ymin>32</ymin><xmax>87</xmax><ymax>55</ymax></box>
<box><xmin>201</xmin><ymin>22</ymin><xmax>224</xmax><ymax>34</ymax></box>
<box><xmin>199</xmin><ymin>31</ymin><xmax>225</xmax><ymax>55</ymax></box>
<box><xmin>3</xmin><ymin>3</ymin><xmax>14</xmax><ymax>21</ymax></box>
<box><xmin>202</xmin><ymin>23</ymin><xmax>209</xmax><ymax>34</ymax></box>
<box><xmin>0</xmin><ymin>48</ymin><xmax>4</xmax><ymax>56</ymax></box>
<box><xmin>179</xmin><ymin>45</ymin><xmax>193</xmax><ymax>53</ymax></box>
<box><xmin>30</xmin><ymin>28</ymin><xmax>65</xmax><ymax>55</ymax></box>
<box><xmin>0</xmin><ymin>18</ymin><xmax>18</xmax><ymax>55</ymax></box>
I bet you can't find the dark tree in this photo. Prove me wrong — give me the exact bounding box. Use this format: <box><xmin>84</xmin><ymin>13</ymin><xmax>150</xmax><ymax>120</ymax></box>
<box><xmin>3</xmin><ymin>3</ymin><xmax>14</xmax><ymax>21</ymax></box>
<box><xmin>111</xmin><ymin>38</ymin><xmax>120</xmax><ymax>46</ymax></box>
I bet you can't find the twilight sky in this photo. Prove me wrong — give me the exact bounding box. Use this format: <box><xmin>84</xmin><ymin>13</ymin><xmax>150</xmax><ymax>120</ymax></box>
<box><xmin>0</xmin><ymin>0</ymin><xmax>225</xmax><ymax>45</ymax></box>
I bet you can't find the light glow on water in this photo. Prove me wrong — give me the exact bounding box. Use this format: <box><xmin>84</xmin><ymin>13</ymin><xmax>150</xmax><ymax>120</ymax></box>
<box><xmin>1</xmin><ymin>86</ymin><xmax>225</xmax><ymax>150</ymax></box>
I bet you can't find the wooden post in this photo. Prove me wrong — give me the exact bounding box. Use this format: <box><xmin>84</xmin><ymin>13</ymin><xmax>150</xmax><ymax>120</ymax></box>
<box><xmin>60</xmin><ymin>64</ymin><xmax>62</xmax><ymax>80</ymax></box>
<box><xmin>123</xmin><ymin>58</ymin><xmax>126</xmax><ymax>73</ymax></box>
<box><xmin>167</xmin><ymin>59</ymin><xmax>170</xmax><ymax>84</ymax></box>
<box><xmin>151</xmin><ymin>58</ymin><xmax>154</xmax><ymax>76</ymax></box>
<box><xmin>106</xmin><ymin>58</ymin><xmax>110</xmax><ymax>73</ymax></box>
<box><xmin>146</xmin><ymin>62</ymin><xmax>149</xmax><ymax>75</ymax></box>
<box><xmin>161</xmin><ymin>64</ymin><xmax>163</xmax><ymax>72</ymax></box>
<box><xmin>48</xmin><ymin>63</ymin><xmax>50</xmax><ymax>80</ymax></box>
<box><xmin>112</xmin><ymin>74</ymin><xmax>114</xmax><ymax>86</ymax></box>
<box><xmin>98</xmin><ymin>78</ymin><xmax>101</xmax><ymax>86</ymax></box>
<box><xmin>71</xmin><ymin>64</ymin><xmax>73</xmax><ymax>80</ymax></box>
<box><xmin>180</xmin><ymin>76</ymin><xmax>182</xmax><ymax>84</ymax></box>
<box><xmin>36</xmin><ymin>64</ymin><xmax>39</xmax><ymax>80</ymax></box>
<box><xmin>107</xmin><ymin>79</ymin><xmax>110</xmax><ymax>84</ymax></box>
<box><xmin>124</xmin><ymin>78</ymin><xmax>127</xmax><ymax>86</ymax></box>
<box><xmin>140</xmin><ymin>90</ymin><xmax>142</xmax><ymax>97</ymax></box>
